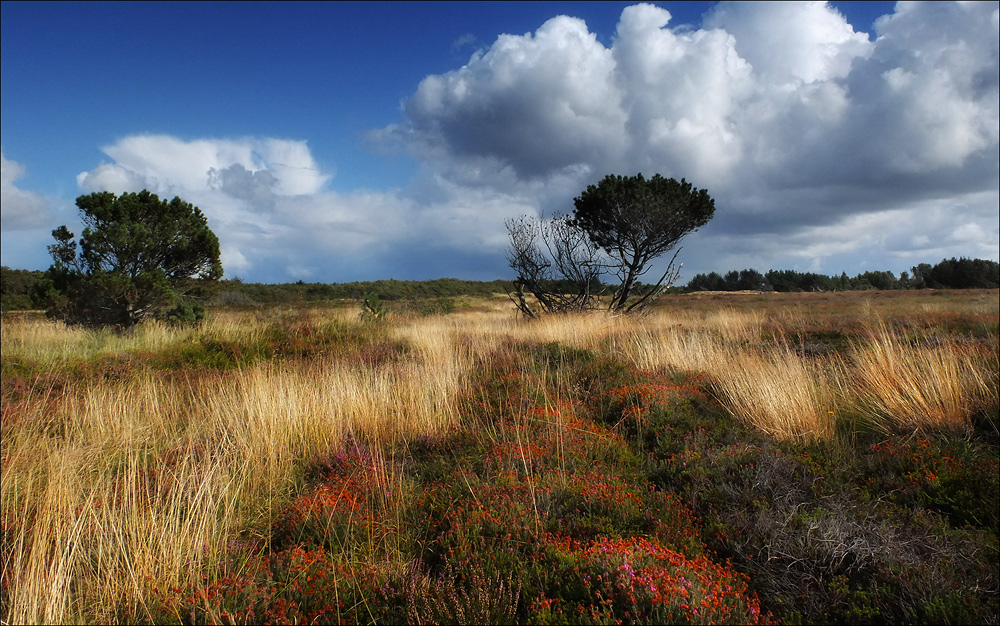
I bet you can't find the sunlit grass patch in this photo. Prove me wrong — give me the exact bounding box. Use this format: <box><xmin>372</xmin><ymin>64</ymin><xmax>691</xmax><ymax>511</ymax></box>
<box><xmin>711</xmin><ymin>347</ymin><xmax>838</xmax><ymax>441</ymax></box>
<box><xmin>618</xmin><ymin>320</ymin><xmax>838</xmax><ymax>441</ymax></box>
<box><xmin>850</xmin><ymin>322</ymin><xmax>999</xmax><ymax>435</ymax></box>
<box><xmin>0</xmin><ymin>316</ymin><xmax>191</xmax><ymax>366</ymax></box>
<box><xmin>1</xmin><ymin>421</ymin><xmax>243</xmax><ymax>624</ymax></box>
<box><xmin>1</xmin><ymin>354</ymin><xmax>465</xmax><ymax>623</ymax></box>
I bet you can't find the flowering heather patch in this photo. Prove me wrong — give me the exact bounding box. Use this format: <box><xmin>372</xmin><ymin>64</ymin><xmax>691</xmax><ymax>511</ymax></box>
<box><xmin>537</xmin><ymin>469</ymin><xmax>702</xmax><ymax>553</ymax></box>
<box><xmin>597</xmin><ymin>373</ymin><xmax>711</xmax><ymax>443</ymax></box>
<box><xmin>481</xmin><ymin>403</ymin><xmax>637</xmax><ymax>477</ymax></box>
<box><xmin>457</xmin><ymin>352</ymin><xmax>546</xmax><ymax>428</ymax></box>
<box><xmin>272</xmin><ymin>442</ymin><xmax>404</xmax><ymax>555</ymax></box>
<box><xmin>158</xmin><ymin>444</ymin><xmax>414</xmax><ymax>624</ymax></box>
<box><xmin>448</xmin><ymin>365</ymin><xmax>701</xmax><ymax>547</ymax></box>
<box><xmin>400</xmin><ymin>348</ymin><xmax>746</xmax><ymax>620</ymax></box>
<box><xmin>408</xmin><ymin>469</ymin><xmax>543</xmax><ymax>575</ymax></box>
<box><xmin>272</xmin><ymin>477</ymin><xmax>381</xmax><ymax>554</ymax></box>
<box><xmin>409</xmin><ymin>455</ymin><xmax>703</xmax><ymax>574</ymax></box>
<box><xmin>159</xmin><ymin>547</ymin><xmax>409</xmax><ymax>625</ymax></box>
<box><xmin>865</xmin><ymin>436</ymin><xmax>1000</xmax><ymax>533</ymax></box>
<box><xmin>528</xmin><ymin>535</ymin><xmax>767</xmax><ymax>625</ymax></box>
<box><xmin>570</xmin><ymin>360</ymin><xmax>742</xmax><ymax>465</ymax></box>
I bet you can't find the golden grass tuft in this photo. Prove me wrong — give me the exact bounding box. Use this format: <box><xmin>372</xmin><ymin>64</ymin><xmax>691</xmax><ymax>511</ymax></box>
<box><xmin>619</xmin><ymin>317</ymin><xmax>836</xmax><ymax>441</ymax></box>
<box><xmin>1</xmin><ymin>310</ymin><xmax>472</xmax><ymax>623</ymax></box>
<box><xmin>711</xmin><ymin>347</ymin><xmax>837</xmax><ymax>440</ymax></box>
<box><xmin>849</xmin><ymin>322</ymin><xmax>999</xmax><ymax>435</ymax></box>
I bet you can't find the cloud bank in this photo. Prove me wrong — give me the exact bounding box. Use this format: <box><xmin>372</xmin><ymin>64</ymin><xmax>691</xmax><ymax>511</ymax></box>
<box><xmin>70</xmin><ymin>134</ymin><xmax>530</xmax><ymax>281</ymax></box>
<box><xmin>73</xmin><ymin>135</ymin><xmax>408</xmax><ymax>280</ymax></box>
<box><xmin>1</xmin><ymin>151</ymin><xmax>50</xmax><ymax>231</ymax></box>
<box><xmin>69</xmin><ymin>2</ymin><xmax>998</xmax><ymax>281</ymax></box>
<box><xmin>0</xmin><ymin>150</ymin><xmax>60</xmax><ymax>270</ymax></box>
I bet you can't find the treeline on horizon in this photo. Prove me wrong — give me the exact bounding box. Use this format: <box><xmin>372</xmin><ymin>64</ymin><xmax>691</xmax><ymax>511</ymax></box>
<box><xmin>686</xmin><ymin>256</ymin><xmax>1000</xmax><ymax>293</ymax></box>
<box><xmin>2</xmin><ymin>257</ymin><xmax>998</xmax><ymax>312</ymax></box>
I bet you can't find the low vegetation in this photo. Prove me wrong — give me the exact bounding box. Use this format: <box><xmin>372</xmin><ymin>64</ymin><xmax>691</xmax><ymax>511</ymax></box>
<box><xmin>2</xmin><ymin>289</ymin><xmax>997</xmax><ymax>624</ymax></box>
<box><xmin>5</xmin><ymin>257</ymin><xmax>997</xmax><ymax>313</ymax></box>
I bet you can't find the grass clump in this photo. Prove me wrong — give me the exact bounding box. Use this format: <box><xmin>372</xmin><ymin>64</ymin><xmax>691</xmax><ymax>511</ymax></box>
<box><xmin>849</xmin><ymin>322</ymin><xmax>998</xmax><ymax>436</ymax></box>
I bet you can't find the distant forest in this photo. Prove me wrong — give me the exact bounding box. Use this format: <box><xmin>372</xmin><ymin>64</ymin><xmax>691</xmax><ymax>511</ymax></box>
<box><xmin>2</xmin><ymin>257</ymin><xmax>998</xmax><ymax>312</ymax></box>
<box><xmin>685</xmin><ymin>257</ymin><xmax>1000</xmax><ymax>293</ymax></box>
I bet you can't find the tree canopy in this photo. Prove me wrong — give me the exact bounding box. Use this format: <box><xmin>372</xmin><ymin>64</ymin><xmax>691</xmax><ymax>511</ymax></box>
<box><xmin>507</xmin><ymin>173</ymin><xmax>715</xmax><ymax>316</ymax></box>
<box><xmin>42</xmin><ymin>190</ymin><xmax>222</xmax><ymax>328</ymax></box>
<box><xmin>569</xmin><ymin>174</ymin><xmax>715</xmax><ymax>311</ymax></box>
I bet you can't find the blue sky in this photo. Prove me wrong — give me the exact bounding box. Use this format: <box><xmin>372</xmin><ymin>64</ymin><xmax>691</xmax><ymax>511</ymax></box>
<box><xmin>2</xmin><ymin>1</ymin><xmax>997</xmax><ymax>283</ymax></box>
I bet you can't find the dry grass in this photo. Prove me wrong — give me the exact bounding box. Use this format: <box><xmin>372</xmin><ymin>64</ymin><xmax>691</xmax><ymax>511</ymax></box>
<box><xmin>849</xmin><ymin>322</ymin><xmax>999</xmax><ymax>435</ymax></box>
<box><xmin>2</xmin><ymin>291</ymin><xmax>997</xmax><ymax>622</ymax></box>
<box><xmin>616</xmin><ymin>309</ymin><xmax>836</xmax><ymax>440</ymax></box>
<box><xmin>0</xmin><ymin>306</ymin><xmax>364</xmax><ymax>366</ymax></box>
<box><xmin>0</xmin><ymin>316</ymin><xmax>189</xmax><ymax>365</ymax></box>
<box><xmin>2</xmin><ymin>359</ymin><xmax>456</xmax><ymax>623</ymax></box>
<box><xmin>711</xmin><ymin>346</ymin><xmax>838</xmax><ymax>440</ymax></box>
<box><xmin>2</xmin><ymin>311</ymin><xmax>472</xmax><ymax>623</ymax></box>
<box><xmin>2</xmin><ymin>379</ymin><xmax>239</xmax><ymax>624</ymax></box>
<box><xmin>613</xmin><ymin>300</ymin><xmax>998</xmax><ymax>441</ymax></box>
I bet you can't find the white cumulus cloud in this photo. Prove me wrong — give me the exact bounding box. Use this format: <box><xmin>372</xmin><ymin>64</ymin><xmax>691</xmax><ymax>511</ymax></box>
<box><xmin>74</xmin><ymin>135</ymin><xmax>437</xmax><ymax>281</ymax></box>
<box><xmin>1</xmin><ymin>151</ymin><xmax>50</xmax><ymax>230</ymax></box>
<box><xmin>377</xmin><ymin>0</ymin><xmax>998</xmax><ymax>278</ymax></box>
<box><xmin>703</xmin><ymin>1</ymin><xmax>872</xmax><ymax>84</ymax></box>
<box><xmin>44</xmin><ymin>2</ymin><xmax>1000</xmax><ymax>282</ymax></box>
<box><xmin>400</xmin><ymin>13</ymin><xmax>626</xmax><ymax>179</ymax></box>
<box><xmin>77</xmin><ymin>135</ymin><xmax>329</xmax><ymax>198</ymax></box>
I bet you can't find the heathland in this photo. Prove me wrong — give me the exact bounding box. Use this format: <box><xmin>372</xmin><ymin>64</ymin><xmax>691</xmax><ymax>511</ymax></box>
<box><xmin>2</xmin><ymin>289</ymin><xmax>997</xmax><ymax>624</ymax></box>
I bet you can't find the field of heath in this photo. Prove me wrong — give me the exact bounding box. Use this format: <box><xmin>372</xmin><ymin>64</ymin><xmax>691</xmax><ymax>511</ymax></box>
<box><xmin>2</xmin><ymin>289</ymin><xmax>997</xmax><ymax>624</ymax></box>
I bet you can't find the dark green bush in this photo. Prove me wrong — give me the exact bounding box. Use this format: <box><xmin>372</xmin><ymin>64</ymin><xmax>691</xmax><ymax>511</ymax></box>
<box><xmin>158</xmin><ymin>302</ymin><xmax>205</xmax><ymax>326</ymax></box>
<box><xmin>360</xmin><ymin>291</ymin><xmax>388</xmax><ymax>322</ymax></box>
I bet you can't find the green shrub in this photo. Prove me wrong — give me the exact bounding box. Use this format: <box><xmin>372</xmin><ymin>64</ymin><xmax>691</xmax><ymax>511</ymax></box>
<box><xmin>158</xmin><ymin>302</ymin><xmax>206</xmax><ymax>326</ymax></box>
<box><xmin>360</xmin><ymin>291</ymin><xmax>388</xmax><ymax>322</ymax></box>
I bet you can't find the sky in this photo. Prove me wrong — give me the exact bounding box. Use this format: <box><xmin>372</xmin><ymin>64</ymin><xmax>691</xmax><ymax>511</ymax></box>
<box><xmin>2</xmin><ymin>1</ymin><xmax>998</xmax><ymax>284</ymax></box>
